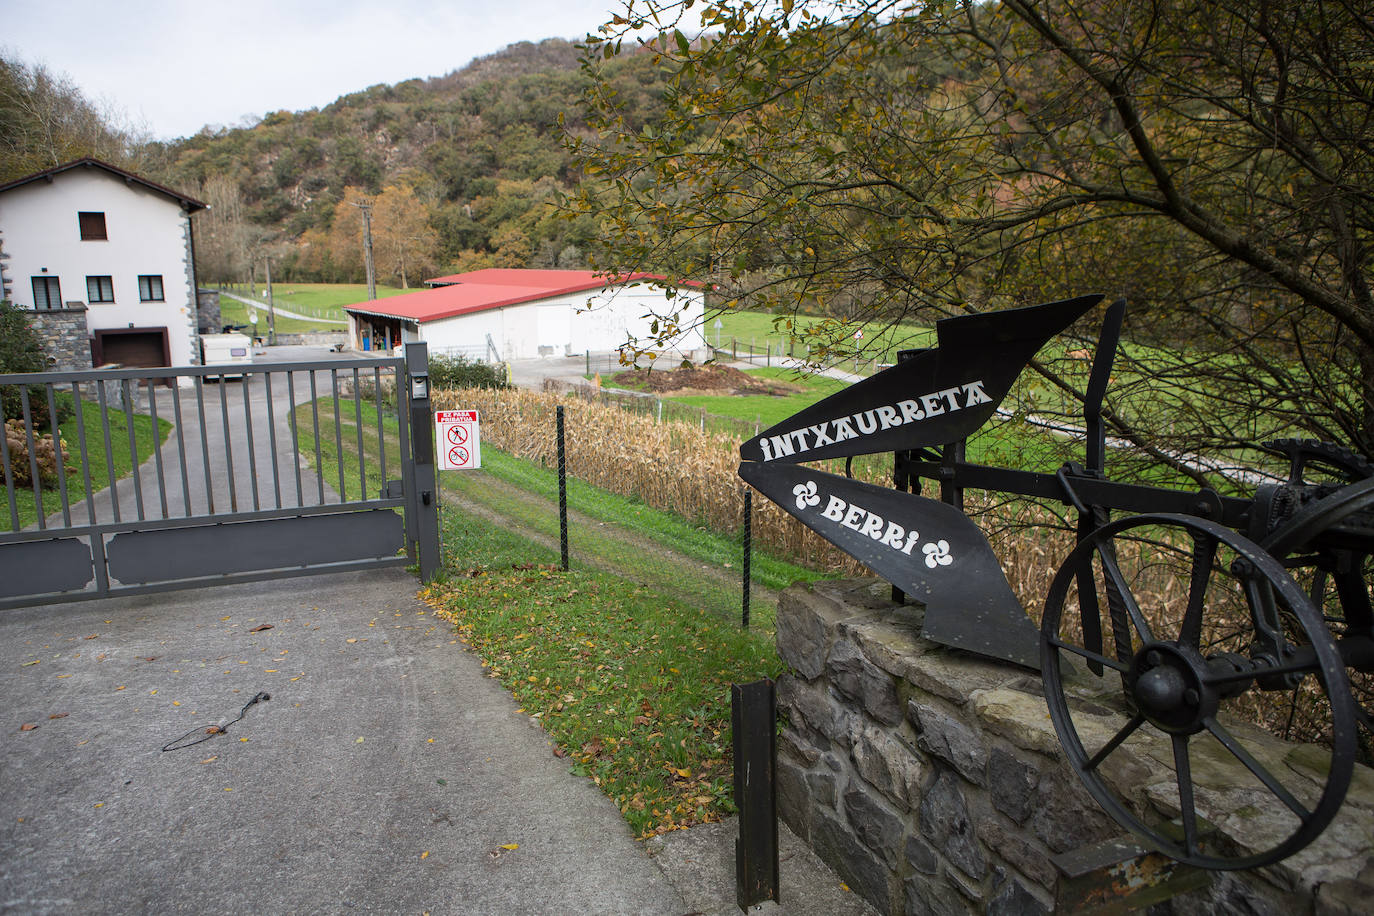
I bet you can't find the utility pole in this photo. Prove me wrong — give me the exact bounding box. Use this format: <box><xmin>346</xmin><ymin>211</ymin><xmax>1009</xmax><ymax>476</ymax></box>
<box><xmin>265</xmin><ymin>256</ymin><xmax>277</xmax><ymax>346</ymax></box>
<box><xmin>354</xmin><ymin>199</ymin><xmax>377</xmax><ymax>300</ymax></box>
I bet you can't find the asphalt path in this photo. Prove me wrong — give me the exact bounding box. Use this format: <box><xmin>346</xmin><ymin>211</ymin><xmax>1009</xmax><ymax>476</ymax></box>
<box><xmin>0</xmin><ymin>568</ymin><xmax>686</xmax><ymax>915</ymax></box>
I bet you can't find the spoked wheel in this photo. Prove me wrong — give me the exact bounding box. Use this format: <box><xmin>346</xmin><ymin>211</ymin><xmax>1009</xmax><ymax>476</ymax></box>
<box><xmin>1040</xmin><ymin>512</ymin><xmax>1358</xmax><ymax>869</ymax></box>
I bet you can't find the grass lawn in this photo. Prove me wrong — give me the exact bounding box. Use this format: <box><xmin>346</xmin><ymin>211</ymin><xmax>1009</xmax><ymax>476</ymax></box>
<box><xmin>7</xmin><ymin>397</ymin><xmax>172</xmax><ymax>530</ymax></box>
<box><xmin>216</xmin><ymin>283</ymin><xmax>415</xmax><ymax>334</ymax></box>
<box><xmin>268</xmin><ymin>283</ymin><xmax>411</xmax><ymax>316</ymax></box>
<box><xmin>421</xmin><ymin>510</ymin><xmax>781</xmax><ymax>838</ymax></box>
<box><xmin>218</xmin><ymin>283</ymin><xmax>409</xmax><ymax>321</ymax></box>
<box><xmin>217</xmin><ymin>298</ymin><xmax>346</xmax><ymax>335</ymax></box>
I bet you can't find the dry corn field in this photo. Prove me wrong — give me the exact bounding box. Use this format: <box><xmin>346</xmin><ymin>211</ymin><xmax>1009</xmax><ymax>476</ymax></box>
<box><xmin>434</xmin><ymin>385</ymin><xmax>1079</xmax><ymax>615</ymax></box>
<box><xmin>434</xmin><ymin>385</ymin><xmax>1370</xmax><ymax>755</ymax></box>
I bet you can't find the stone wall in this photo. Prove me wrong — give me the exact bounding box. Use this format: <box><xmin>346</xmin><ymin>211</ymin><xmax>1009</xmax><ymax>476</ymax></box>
<box><xmin>270</xmin><ymin>331</ymin><xmax>349</xmax><ymax>348</ymax></box>
<box><xmin>28</xmin><ymin>305</ymin><xmax>91</xmax><ymax>371</ymax></box>
<box><xmin>774</xmin><ymin>578</ymin><xmax>1374</xmax><ymax>915</ymax></box>
<box><xmin>196</xmin><ymin>289</ymin><xmax>222</xmax><ymax>333</ymax></box>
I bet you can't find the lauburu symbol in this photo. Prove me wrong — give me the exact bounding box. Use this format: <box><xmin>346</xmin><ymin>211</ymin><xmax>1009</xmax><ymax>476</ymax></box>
<box><xmin>923</xmin><ymin>539</ymin><xmax>953</xmax><ymax>569</ymax></box>
<box><xmin>792</xmin><ymin>480</ymin><xmax>821</xmax><ymax>511</ymax></box>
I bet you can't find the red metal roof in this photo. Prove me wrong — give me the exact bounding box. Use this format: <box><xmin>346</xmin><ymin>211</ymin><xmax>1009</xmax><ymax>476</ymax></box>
<box><xmin>343</xmin><ymin>269</ymin><xmax>685</xmax><ymax>323</ymax></box>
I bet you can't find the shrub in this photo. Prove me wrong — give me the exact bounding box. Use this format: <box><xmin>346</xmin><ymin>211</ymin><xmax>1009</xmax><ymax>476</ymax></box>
<box><xmin>428</xmin><ymin>353</ymin><xmax>509</xmax><ymax>391</ymax></box>
<box><xmin>0</xmin><ymin>299</ymin><xmax>60</xmax><ymax>426</ymax></box>
<box><xmin>3</xmin><ymin>419</ymin><xmax>69</xmax><ymax>489</ymax></box>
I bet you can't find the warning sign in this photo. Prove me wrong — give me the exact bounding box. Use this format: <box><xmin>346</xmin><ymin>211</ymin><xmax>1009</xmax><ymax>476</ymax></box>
<box><xmin>435</xmin><ymin>410</ymin><xmax>481</xmax><ymax>470</ymax></box>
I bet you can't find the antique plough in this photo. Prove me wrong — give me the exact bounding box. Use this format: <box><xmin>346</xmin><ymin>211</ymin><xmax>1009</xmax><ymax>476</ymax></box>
<box><xmin>739</xmin><ymin>295</ymin><xmax>1373</xmax><ymax>869</ymax></box>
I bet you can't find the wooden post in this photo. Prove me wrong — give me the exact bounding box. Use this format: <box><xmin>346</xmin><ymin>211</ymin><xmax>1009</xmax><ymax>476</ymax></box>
<box><xmin>733</xmin><ymin>679</ymin><xmax>778</xmax><ymax>910</ymax></box>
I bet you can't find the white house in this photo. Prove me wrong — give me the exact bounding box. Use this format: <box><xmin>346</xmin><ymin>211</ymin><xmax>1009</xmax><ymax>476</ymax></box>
<box><xmin>343</xmin><ymin>269</ymin><xmax>708</xmax><ymax>361</ymax></box>
<box><xmin>0</xmin><ymin>158</ymin><xmax>207</xmax><ymax>370</ymax></box>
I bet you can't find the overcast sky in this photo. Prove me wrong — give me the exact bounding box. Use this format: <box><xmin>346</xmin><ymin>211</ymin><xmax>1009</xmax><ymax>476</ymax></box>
<box><xmin>4</xmin><ymin>0</ymin><xmax>629</xmax><ymax>141</ymax></box>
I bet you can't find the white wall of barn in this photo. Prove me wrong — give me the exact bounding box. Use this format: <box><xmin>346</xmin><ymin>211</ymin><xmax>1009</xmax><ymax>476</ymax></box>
<box><xmin>417</xmin><ymin>286</ymin><xmax>708</xmax><ymax>360</ymax></box>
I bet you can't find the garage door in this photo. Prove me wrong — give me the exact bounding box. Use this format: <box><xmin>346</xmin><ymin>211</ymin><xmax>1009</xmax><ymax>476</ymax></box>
<box><xmin>99</xmin><ymin>331</ymin><xmax>167</xmax><ymax>368</ymax></box>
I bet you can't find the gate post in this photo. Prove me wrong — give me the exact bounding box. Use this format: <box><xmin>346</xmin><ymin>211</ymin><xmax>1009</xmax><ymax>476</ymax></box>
<box><xmin>406</xmin><ymin>342</ymin><xmax>441</xmax><ymax>581</ymax></box>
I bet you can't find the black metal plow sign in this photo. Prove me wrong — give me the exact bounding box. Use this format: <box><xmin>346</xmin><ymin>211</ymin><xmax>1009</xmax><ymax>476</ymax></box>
<box><xmin>740</xmin><ymin>294</ymin><xmax>1102</xmax><ymax>464</ymax></box>
<box><xmin>737</xmin><ymin>295</ymin><xmax>1105</xmax><ymax>668</ymax></box>
<box><xmin>738</xmin><ymin>463</ymin><xmax>1040</xmax><ymax>667</ymax></box>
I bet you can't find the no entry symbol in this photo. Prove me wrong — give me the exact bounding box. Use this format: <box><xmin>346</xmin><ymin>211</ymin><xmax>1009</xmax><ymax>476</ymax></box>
<box><xmin>435</xmin><ymin>409</ymin><xmax>481</xmax><ymax>470</ymax></box>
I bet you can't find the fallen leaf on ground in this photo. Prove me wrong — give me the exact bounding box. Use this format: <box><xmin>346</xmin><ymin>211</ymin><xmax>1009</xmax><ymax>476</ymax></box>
<box><xmin>20</xmin><ymin>723</ymin><xmax>37</xmax><ymax>731</ymax></box>
<box><xmin>249</xmin><ymin>624</ymin><xmax>274</xmax><ymax>633</ymax></box>
<box><xmin>48</xmin><ymin>713</ymin><xmax>68</xmax><ymax>720</ymax></box>
<box><xmin>21</xmin><ymin>660</ymin><xmax>39</xmax><ymax>667</ymax></box>
<box><xmin>198</xmin><ymin>756</ymin><xmax>218</xmax><ymax>764</ymax></box>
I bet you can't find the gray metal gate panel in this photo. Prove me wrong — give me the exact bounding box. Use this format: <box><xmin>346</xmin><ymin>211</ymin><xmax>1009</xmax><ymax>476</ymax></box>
<box><xmin>0</xmin><ymin>348</ymin><xmax>432</xmax><ymax>608</ymax></box>
<box><xmin>106</xmin><ymin>510</ymin><xmax>404</xmax><ymax>584</ymax></box>
<box><xmin>0</xmin><ymin>538</ymin><xmax>95</xmax><ymax>597</ymax></box>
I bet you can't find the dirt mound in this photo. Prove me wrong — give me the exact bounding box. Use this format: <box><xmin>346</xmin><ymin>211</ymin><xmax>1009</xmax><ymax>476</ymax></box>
<box><xmin>612</xmin><ymin>364</ymin><xmax>800</xmax><ymax>397</ymax></box>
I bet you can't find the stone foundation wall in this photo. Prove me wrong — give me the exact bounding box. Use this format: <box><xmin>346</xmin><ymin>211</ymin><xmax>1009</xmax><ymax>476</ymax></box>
<box><xmin>774</xmin><ymin>579</ymin><xmax>1374</xmax><ymax>915</ymax></box>
<box><xmin>28</xmin><ymin>306</ymin><xmax>91</xmax><ymax>371</ymax></box>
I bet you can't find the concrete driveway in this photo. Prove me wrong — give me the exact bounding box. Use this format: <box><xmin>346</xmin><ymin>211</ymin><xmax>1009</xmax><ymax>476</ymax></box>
<box><xmin>1</xmin><ymin>568</ymin><xmax>687</xmax><ymax>915</ymax></box>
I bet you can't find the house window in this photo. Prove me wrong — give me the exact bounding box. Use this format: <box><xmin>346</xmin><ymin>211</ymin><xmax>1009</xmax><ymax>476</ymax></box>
<box><xmin>78</xmin><ymin>211</ymin><xmax>107</xmax><ymax>240</ymax></box>
<box><xmin>138</xmin><ymin>275</ymin><xmax>165</xmax><ymax>302</ymax></box>
<box><xmin>31</xmin><ymin>276</ymin><xmax>62</xmax><ymax>310</ymax></box>
<box><xmin>86</xmin><ymin>275</ymin><xmax>115</xmax><ymax>303</ymax></box>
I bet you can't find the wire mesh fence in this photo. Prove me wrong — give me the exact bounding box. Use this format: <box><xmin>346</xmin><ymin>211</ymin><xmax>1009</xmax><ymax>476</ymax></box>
<box><xmin>429</xmin><ymin>384</ymin><xmax>880</xmax><ymax>628</ymax></box>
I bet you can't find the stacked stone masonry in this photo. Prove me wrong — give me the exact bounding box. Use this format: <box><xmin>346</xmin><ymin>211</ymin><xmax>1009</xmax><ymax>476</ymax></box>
<box><xmin>28</xmin><ymin>306</ymin><xmax>91</xmax><ymax>371</ymax></box>
<box><xmin>196</xmin><ymin>289</ymin><xmax>222</xmax><ymax>334</ymax></box>
<box><xmin>774</xmin><ymin>579</ymin><xmax>1374</xmax><ymax>915</ymax></box>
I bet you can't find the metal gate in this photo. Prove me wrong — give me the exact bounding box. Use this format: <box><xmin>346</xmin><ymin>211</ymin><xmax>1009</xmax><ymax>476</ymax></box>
<box><xmin>0</xmin><ymin>343</ymin><xmax>440</xmax><ymax>609</ymax></box>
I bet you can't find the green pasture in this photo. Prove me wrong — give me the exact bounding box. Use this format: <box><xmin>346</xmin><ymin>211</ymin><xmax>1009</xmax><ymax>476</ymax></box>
<box><xmin>711</xmin><ymin>308</ymin><xmax>935</xmax><ymax>369</ymax></box>
<box><xmin>215</xmin><ymin>283</ymin><xmax>411</xmax><ymax>332</ymax></box>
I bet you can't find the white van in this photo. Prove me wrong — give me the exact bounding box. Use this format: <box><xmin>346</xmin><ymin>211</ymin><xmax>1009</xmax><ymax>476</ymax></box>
<box><xmin>201</xmin><ymin>332</ymin><xmax>254</xmax><ymax>378</ymax></box>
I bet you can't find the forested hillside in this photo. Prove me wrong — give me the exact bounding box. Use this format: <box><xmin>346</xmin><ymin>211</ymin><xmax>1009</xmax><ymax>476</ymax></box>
<box><xmin>148</xmin><ymin>38</ymin><xmax>672</xmax><ymax>286</ymax></box>
<box><xmin>3</xmin><ymin>39</ymin><xmax>671</xmax><ymax>288</ymax></box>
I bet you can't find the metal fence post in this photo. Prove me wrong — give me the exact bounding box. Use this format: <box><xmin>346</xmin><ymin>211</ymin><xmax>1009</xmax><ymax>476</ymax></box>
<box><xmin>742</xmin><ymin>487</ymin><xmax>752</xmax><ymax>628</ymax></box>
<box><xmin>406</xmin><ymin>342</ymin><xmax>441</xmax><ymax>581</ymax></box>
<box><xmin>556</xmin><ymin>404</ymin><xmax>569</xmax><ymax>571</ymax></box>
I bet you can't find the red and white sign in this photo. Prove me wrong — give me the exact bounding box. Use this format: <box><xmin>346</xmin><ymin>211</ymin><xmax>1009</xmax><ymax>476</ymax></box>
<box><xmin>436</xmin><ymin>409</ymin><xmax>481</xmax><ymax>470</ymax></box>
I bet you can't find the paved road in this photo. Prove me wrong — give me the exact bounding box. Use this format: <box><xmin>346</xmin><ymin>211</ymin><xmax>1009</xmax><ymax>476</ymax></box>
<box><xmin>0</xmin><ymin>568</ymin><xmax>687</xmax><ymax>915</ymax></box>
